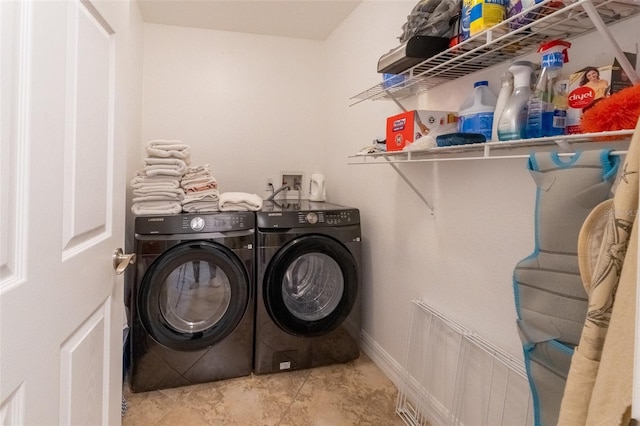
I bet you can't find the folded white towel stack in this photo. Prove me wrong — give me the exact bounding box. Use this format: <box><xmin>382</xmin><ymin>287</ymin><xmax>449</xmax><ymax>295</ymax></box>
<box><xmin>219</xmin><ymin>192</ymin><xmax>263</xmax><ymax>212</ymax></box>
<box><xmin>130</xmin><ymin>140</ymin><xmax>191</xmax><ymax>216</ymax></box>
<box><xmin>180</xmin><ymin>164</ymin><xmax>220</xmax><ymax>212</ymax></box>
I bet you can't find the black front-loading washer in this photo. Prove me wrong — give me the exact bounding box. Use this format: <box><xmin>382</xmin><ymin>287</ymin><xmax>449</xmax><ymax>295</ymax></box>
<box><xmin>127</xmin><ymin>212</ymin><xmax>254</xmax><ymax>392</ymax></box>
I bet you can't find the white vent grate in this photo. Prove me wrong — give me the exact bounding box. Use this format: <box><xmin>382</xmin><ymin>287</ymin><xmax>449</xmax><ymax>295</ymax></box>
<box><xmin>396</xmin><ymin>300</ymin><xmax>534</xmax><ymax>426</ymax></box>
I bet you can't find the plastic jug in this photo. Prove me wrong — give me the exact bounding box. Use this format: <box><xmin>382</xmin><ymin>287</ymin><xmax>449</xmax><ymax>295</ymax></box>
<box><xmin>457</xmin><ymin>80</ymin><xmax>498</xmax><ymax>140</ymax></box>
<box><xmin>309</xmin><ymin>173</ymin><xmax>326</xmax><ymax>202</ymax></box>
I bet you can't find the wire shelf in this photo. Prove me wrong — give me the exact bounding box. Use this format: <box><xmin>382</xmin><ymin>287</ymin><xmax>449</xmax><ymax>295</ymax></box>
<box><xmin>348</xmin><ymin>130</ymin><xmax>633</xmax><ymax>164</ymax></box>
<box><xmin>350</xmin><ymin>0</ymin><xmax>640</xmax><ymax>105</ymax></box>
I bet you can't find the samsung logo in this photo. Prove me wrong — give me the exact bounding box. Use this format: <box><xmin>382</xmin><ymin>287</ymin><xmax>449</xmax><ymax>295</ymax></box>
<box><xmin>268</xmin><ymin>213</ymin><xmax>282</xmax><ymax>217</ymax></box>
<box><xmin>148</xmin><ymin>218</ymin><xmax>164</xmax><ymax>222</ymax></box>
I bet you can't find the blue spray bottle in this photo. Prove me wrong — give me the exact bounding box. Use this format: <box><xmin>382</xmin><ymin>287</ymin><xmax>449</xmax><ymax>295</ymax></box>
<box><xmin>526</xmin><ymin>39</ymin><xmax>571</xmax><ymax>138</ymax></box>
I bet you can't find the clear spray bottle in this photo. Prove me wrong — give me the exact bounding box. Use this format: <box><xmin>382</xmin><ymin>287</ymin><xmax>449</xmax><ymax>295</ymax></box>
<box><xmin>526</xmin><ymin>39</ymin><xmax>571</xmax><ymax>138</ymax></box>
<box><xmin>497</xmin><ymin>61</ymin><xmax>536</xmax><ymax>141</ymax></box>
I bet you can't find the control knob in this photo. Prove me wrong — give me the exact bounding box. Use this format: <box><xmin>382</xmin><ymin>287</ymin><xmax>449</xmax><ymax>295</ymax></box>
<box><xmin>190</xmin><ymin>216</ymin><xmax>205</xmax><ymax>231</ymax></box>
<box><xmin>305</xmin><ymin>212</ymin><xmax>318</xmax><ymax>224</ymax></box>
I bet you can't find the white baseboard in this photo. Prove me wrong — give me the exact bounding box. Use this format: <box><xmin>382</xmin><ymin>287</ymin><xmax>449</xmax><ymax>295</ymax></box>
<box><xmin>360</xmin><ymin>329</ymin><xmax>405</xmax><ymax>389</ymax></box>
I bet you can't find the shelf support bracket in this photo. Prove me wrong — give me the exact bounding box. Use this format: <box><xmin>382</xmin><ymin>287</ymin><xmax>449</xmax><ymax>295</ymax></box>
<box><xmin>384</xmin><ymin>89</ymin><xmax>408</xmax><ymax>112</ymax></box>
<box><xmin>553</xmin><ymin>138</ymin><xmax>575</xmax><ymax>153</ymax></box>
<box><xmin>385</xmin><ymin>157</ymin><xmax>435</xmax><ymax>217</ymax></box>
<box><xmin>581</xmin><ymin>0</ymin><xmax>639</xmax><ymax>84</ymax></box>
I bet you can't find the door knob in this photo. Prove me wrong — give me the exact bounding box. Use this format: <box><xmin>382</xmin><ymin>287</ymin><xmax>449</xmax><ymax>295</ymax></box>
<box><xmin>113</xmin><ymin>248</ymin><xmax>136</xmax><ymax>275</ymax></box>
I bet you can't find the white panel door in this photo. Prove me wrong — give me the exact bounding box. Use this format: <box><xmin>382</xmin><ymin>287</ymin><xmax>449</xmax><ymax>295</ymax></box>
<box><xmin>1</xmin><ymin>1</ymin><xmax>127</xmax><ymax>424</ymax></box>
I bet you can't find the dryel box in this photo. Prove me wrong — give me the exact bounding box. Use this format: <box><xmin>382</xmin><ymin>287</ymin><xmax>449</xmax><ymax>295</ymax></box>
<box><xmin>386</xmin><ymin>110</ymin><xmax>457</xmax><ymax>151</ymax></box>
<box><xmin>566</xmin><ymin>52</ymin><xmax>636</xmax><ymax>134</ymax></box>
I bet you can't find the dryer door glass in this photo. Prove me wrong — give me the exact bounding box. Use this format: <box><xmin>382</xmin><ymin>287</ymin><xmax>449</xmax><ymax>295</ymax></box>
<box><xmin>265</xmin><ymin>234</ymin><xmax>358</xmax><ymax>336</ymax></box>
<box><xmin>160</xmin><ymin>261</ymin><xmax>231</xmax><ymax>333</ymax></box>
<box><xmin>282</xmin><ymin>253</ymin><xmax>344</xmax><ymax>321</ymax></box>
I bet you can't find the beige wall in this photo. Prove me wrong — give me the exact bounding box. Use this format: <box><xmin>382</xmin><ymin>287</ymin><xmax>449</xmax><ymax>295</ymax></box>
<box><xmin>140</xmin><ymin>24</ymin><xmax>327</xmax><ymax>198</ymax></box>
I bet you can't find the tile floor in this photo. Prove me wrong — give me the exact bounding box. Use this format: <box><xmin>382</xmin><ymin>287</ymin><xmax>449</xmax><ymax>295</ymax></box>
<box><xmin>122</xmin><ymin>353</ymin><xmax>406</xmax><ymax>426</ymax></box>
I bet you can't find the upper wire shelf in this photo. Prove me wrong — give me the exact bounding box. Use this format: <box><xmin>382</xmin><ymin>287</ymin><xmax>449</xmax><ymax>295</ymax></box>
<box><xmin>350</xmin><ymin>0</ymin><xmax>640</xmax><ymax>105</ymax></box>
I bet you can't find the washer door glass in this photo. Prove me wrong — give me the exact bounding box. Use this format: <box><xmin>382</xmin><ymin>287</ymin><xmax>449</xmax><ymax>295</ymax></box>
<box><xmin>265</xmin><ymin>234</ymin><xmax>358</xmax><ymax>336</ymax></box>
<box><xmin>161</xmin><ymin>260</ymin><xmax>231</xmax><ymax>333</ymax></box>
<box><xmin>139</xmin><ymin>240</ymin><xmax>249</xmax><ymax>351</ymax></box>
<box><xmin>282</xmin><ymin>253</ymin><xmax>344</xmax><ymax>322</ymax></box>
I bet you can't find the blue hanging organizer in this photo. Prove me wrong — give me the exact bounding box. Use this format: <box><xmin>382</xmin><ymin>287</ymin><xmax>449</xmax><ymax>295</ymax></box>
<box><xmin>513</xmin><ymin>149</ymin><xmax>619</xmax><ymax>426</ymax></box>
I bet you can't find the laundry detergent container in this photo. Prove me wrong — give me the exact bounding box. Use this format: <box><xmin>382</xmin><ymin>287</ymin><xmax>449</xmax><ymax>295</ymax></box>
<box><xmin>457</xmin><ymin>80</ymin><xmax>497</xmax><ymax>141</ymax></box>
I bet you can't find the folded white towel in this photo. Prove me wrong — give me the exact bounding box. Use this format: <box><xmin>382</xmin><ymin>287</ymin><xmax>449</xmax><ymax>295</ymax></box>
<box><xmin>146</xmin><ymin>140</ymin><xmax>191</xmax><ymax>161</ymax></box>
<box><xmin>182</xmin><ymin>201</ymin><xmax>220</xmax><ymax>213</ymax></box>
<box><xmin>181</xmin><ymin>173</ymin><xmax>216</xmax><ymax>185</ymax></box>
<box><xmin>133</xmin><ymin>193</ymin><xmax>184</xmax><ymax>203</ymax></box>
<box><xmin>144</xmin><ymin>157</ymin><xmax>188</xmax><ymax>167</ymax></box>
<box><xmin>133</xmin><ymin>187</ymin><xmax>185</xmax><ymax>197</ymax></box>
<box><xmin>143</xmin><ymin>163</ymin><xmax>187</xmax><ymax>177</ymax></box>
<box><xmin>183</xmin><ymin>164</ymin><xmax>212</xmax><ymax>178</ymax></box>
<box><xmin>218</xmin><ymin>192</ymin><xmax>263</xmax><ymax>212</ymax></box>
<box><xmin>182</xmin><ymin>189</ymin><xmax>219</xmax><ymax>204</ymax></box>
<box><xmin>130</xmin><ymin>174</ymin><xmax>181</xmax><ymax>189</ymax></box>
<box><xmin>131</xmin><ymin>201</ymin><xmax>182</xmax><ymax>216</ymax></box>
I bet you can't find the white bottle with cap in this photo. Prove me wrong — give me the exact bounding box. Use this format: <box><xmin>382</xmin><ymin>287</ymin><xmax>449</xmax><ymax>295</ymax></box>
<box><xmin>457</xmin><ymin>80</ymin><xmax>498</xmax><ymax>141</ymax></box>
<box><xmin>309</xmin><ymin>172</ymin><xmax>326</xmax><ymax>202</ymax></box>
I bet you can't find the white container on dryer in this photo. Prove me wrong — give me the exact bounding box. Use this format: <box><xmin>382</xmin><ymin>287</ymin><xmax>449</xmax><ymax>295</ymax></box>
<box><xmin>309</xmin><ymin>173</ymin><xmax>326</xmax><ymax>202</ymax></box>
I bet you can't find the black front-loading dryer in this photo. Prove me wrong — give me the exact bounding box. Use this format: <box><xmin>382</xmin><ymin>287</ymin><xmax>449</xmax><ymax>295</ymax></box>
<box><xmin>127</xmin><ymin>212</ymin><xmax>254</xmax><ymax>392</ymax></box>
<box><xmin>254</xmin><ymin>200</ymin><xmax>362</xmax><ymax>375</ymax></box>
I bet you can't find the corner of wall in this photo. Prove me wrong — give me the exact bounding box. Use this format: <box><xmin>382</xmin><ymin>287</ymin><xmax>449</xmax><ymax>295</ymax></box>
<box><xmin>360</xmin><ymin>329</ymin><xmax>405</xmax><ymax>389</ymax></box>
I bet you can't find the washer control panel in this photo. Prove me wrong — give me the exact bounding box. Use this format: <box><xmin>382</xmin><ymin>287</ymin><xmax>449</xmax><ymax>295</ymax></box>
<box><xmin>135</xmin><ymin>212</ymin><xmax>255</xmax><ymax>235</ymax></box>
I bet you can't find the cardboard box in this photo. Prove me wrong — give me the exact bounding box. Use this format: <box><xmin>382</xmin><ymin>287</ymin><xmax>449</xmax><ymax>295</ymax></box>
<box><xmin>386</xmin><ymin>110</ymin><xmax>457</xmax><ymax>151</ymax></box>
<box><xmin>566</xmin><ymin>52</ymin><xmax>636</xmax><ymax>134</ymax></box>
<box><xmin>506</xmin><ymin>0</ymin><xmax>561</xmax><ymax>30</ymax></box>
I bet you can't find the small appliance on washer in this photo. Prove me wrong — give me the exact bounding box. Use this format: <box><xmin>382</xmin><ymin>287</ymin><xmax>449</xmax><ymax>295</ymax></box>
<box><xmin>127</xmin><ymin>212</ymin><xmax>255</xmax><ymax>392</ymax></box>
<box><xmin>254</xmin><ymin>200</ymin><xmax>362</xmax><ymax>375</ymax></box>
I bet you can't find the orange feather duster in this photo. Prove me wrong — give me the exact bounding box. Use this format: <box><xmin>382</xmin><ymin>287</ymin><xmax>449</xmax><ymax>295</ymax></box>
<box><xmin>581</xmin><ymin>83</ymin><xmax>640</xmax><ymax>133</ymax></box>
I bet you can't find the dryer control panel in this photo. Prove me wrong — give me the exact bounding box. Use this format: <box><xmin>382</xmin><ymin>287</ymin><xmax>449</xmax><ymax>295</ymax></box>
<box><xmin>258</xmin><ymin>207</ymin><xmax>360</xmax><ymax>229</ymax></box>
<box><xmin>297</xmin><ymin>210</ymin><xmax>357</xmax><ymax>226</ymax></box>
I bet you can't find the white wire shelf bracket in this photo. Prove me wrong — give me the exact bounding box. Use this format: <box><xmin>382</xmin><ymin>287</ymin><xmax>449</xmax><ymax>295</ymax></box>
<box><xmin>348</xmin><ymin>130</ymin><xmax>633</xmax><ymax>164</ymax></box>
<box><xmin>386</xmin><ymin>159</ymin><xmax>436</xmax><ymax>217</ymax></box>
<box><xmin>350</xmin><ymin>0</ymin><xmax>640</xmax><ymax>106</ymax></box>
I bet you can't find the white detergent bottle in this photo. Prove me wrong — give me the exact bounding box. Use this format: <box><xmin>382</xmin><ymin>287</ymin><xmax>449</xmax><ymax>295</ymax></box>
<box><xmin>457</xmin><ymin>80</ymin><xmax>497</xmax><ymax>141</ymax></box>
<box><xmin>497</xmin><ymin>61</ymin><xmax>536</xmax><ymax>141</ymax></box>
<box><xmin>491</xmin><ymin>71</ymin><xmax>513</xmax><ymax>141</ymax></box>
